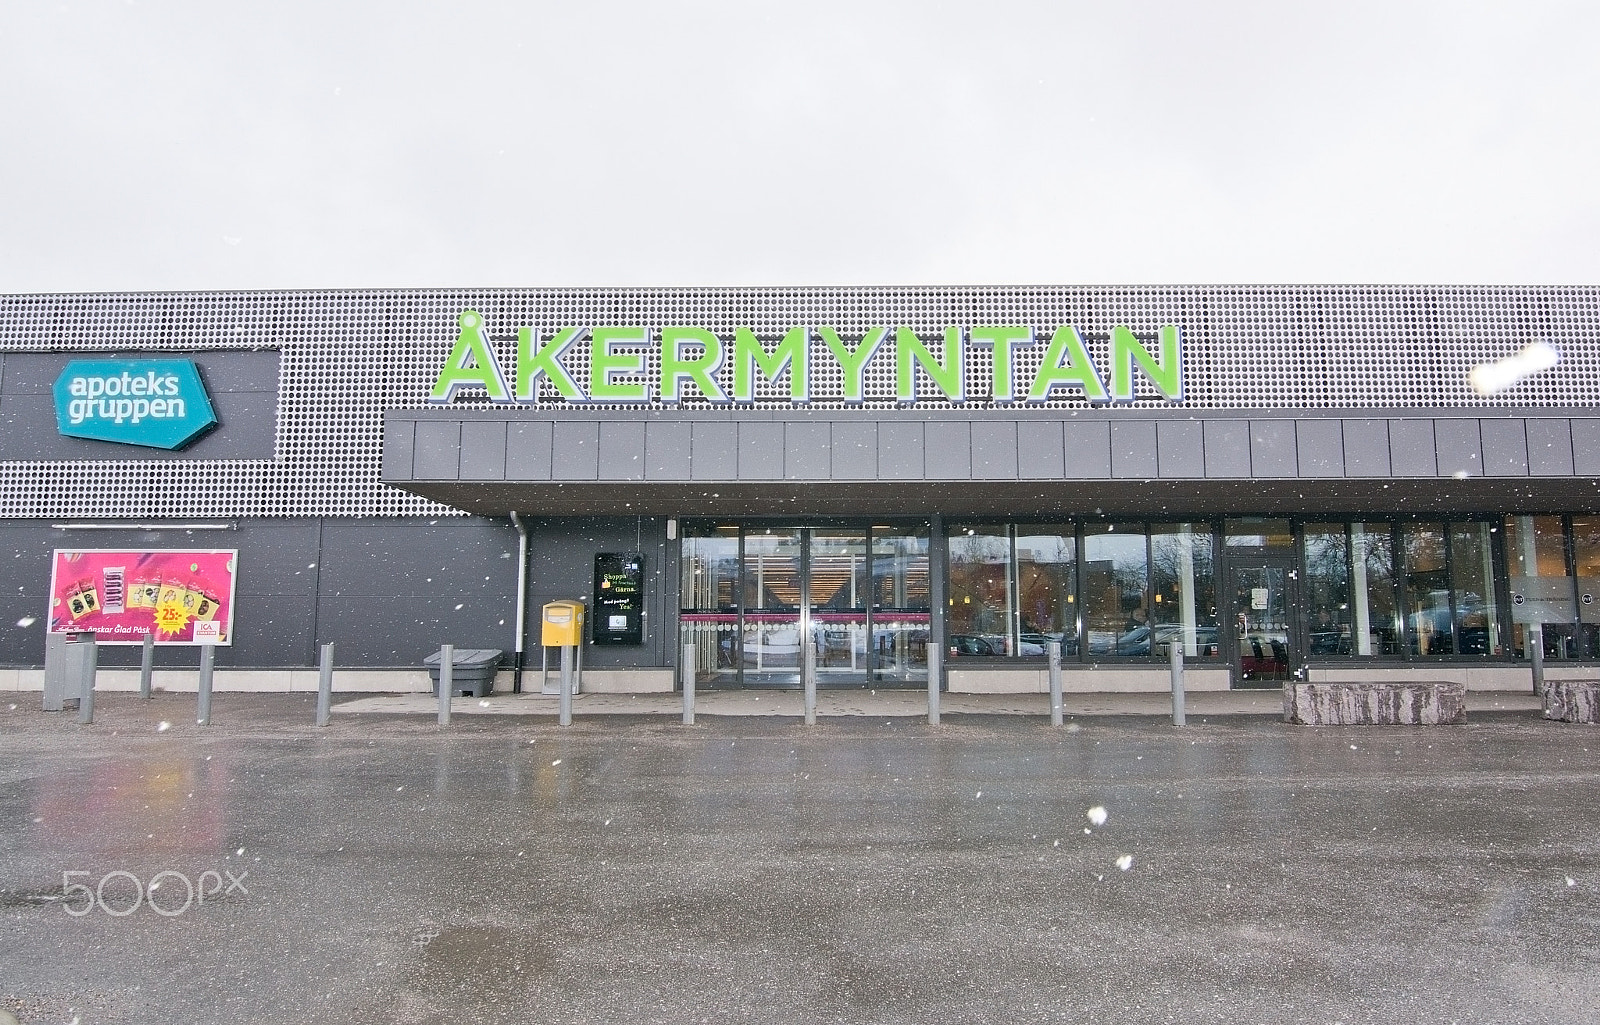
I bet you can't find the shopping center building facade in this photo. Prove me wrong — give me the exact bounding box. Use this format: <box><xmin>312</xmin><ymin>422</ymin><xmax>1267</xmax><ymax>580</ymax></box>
<box><xmin>2</xmin><ymin>286</ymin><xmax>1597</xmax><ymax>694</ymax></box>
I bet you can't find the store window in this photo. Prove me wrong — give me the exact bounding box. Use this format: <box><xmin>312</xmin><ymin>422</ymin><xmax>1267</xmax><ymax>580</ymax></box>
<box><xmin>1225</xmin><ymin>518</ymin><xmax>1292</xmax><ymax>548</ymax></box>
<box><xmin>1083</xmin><ymin>524</ymin><xmax>1149</xmax><ymax>657</ymax></box>
<box><xmin>1350</xmin><ymin>522</ymin><xmax>1401</xmax><ymax>655</ymax></box>
<box><xmin>1450</xmin><ymin>522</ymin><xmax>1500</xmax><ymax>655</ymax></box>
<box><xmin>1150</xmin><ymin>523</ymin><xmax>1217</xmax><ymax>656</ymax></box>
<box><xmin>1303</xmin><ymin>523</ymin><xmax>1352</xmax><ymax>655</ymax></box>
<box><xmin>1505</xmin><ymin>515</ymin><xmax>1577</xmax><ymax>659</ymax></box>
<box><xmin>1015</xmin><ymin>526</ymin><xmax>1076</xmax><ymax>654</ymax></box>
<box><xmin>1403</xmin><ymin>524</ymin><xmax>1453</xmax><ymax>655</ymax></box>
<box><xmin>1574</xmin><ymin>517</ymin><xmax>1600</xmax><ymax>658</ymax></box>
<box><xmin>948</xmin><ymin>525</ymin><xmax>1013</xmax><ymax>655</ymax></box>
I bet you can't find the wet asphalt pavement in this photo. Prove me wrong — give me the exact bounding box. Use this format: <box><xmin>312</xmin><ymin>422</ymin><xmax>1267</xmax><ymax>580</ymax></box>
<box><xmin>3</xmin><ymin>694</ymin><xmax>1599</xmax><ymax>1025</ymax></box>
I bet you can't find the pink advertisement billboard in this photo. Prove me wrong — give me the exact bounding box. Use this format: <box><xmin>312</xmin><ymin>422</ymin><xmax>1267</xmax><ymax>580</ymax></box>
<box><xmin>48</xmin><ymin>549</ymin><xmax>238</xmax><ymax>645</ymax></box>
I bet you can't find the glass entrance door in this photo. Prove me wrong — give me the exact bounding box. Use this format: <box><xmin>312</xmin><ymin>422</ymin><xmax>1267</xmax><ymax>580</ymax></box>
<box><xmin>681</xmin><ymin>523</ymin><xmax>929</xmax><ymax>689</ymax></box>
<box><xmin>1227</xmin><ymin>558</ymin><xmax>1296</xmax><ymax>688</ymax></box>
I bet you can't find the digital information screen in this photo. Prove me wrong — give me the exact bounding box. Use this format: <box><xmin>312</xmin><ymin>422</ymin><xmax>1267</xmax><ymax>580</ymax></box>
<box><xmin>592</xmin><ymin>552</ymin><xmax>645</xmax><ymax>645</ymax></box>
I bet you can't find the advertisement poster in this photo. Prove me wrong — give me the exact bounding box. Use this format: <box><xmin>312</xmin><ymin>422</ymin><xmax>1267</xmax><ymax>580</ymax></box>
<box><xmin>48</xmin><ymin>550</ymin><xmax>238</xmax><ymax>645</ymax></box>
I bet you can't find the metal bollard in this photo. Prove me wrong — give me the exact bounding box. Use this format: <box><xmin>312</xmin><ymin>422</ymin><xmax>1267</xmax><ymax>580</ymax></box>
<box><xmin>437</xmin><ymin>644</ymin><xmax>453</xmax><ymax>726</ymax></box>
<box><xmin>1048</xmin><ymin>640</ymin><xmax>1063</xmax><ymax>727</ymax></box>
<box><xmin>197</xmin><ymin>643</ymin><xmax>214</xmax><ymax>726</ymax></box>
<box><xmin>681</xmin><ymin>642</ymin><xmax>696</xmax><ymax>726</ymax></box>
<box><xmin>76</xmin><ymin>635</ymin><xmax>98</xmax><ymax>725</ymax></box>
<box><xmin>803</xmin><ymin>640</ymin><xmax>817</xmax><ymax>726</ymax></box>
<box><xmin>315</xmin><ymin>642</ymin><xmax>334</xmax><ymax>727</ymax></box>
<box><xmin>1169</xmin><ymin>640</ymin><xmax>1186</xmax><ymax>727</ymax></box>
<box><xmin>1530</xmin><ymin>624</ymin><xmax>1546</xmax><ymax>696</ymax></box>
<box><xmin>927</xmin><ymin>641</ymin><xmax>941</xmax><ymax>726</ymax></box>
<box><xmin>139</xmin><ymin>632</ymin><xmax>155</xmax><ymax>699</ymax></box>
<box><xmin>558</xmin><ymin>644</ymin><xmax>574</xmax><ymax>727</ymax></box>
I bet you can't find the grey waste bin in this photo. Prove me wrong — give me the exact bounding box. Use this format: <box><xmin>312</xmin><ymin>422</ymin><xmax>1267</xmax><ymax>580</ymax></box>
<box><xmin>424</xmin><ymin>648</ymin><xmax>503</xmax><ymax>698</ymax></box>
<box><xmin>44</xmin><ymin>631</ymin><xmax>98</xmax><ymax>712</ymax></box>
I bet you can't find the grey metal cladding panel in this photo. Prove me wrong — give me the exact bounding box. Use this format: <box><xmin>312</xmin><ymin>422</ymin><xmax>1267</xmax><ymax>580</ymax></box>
<box><xmin>598</xmin><ymin>420</ymin><xmax>646</xmax><ymax>480</ymax></box>
<box><xmin>785</xmin><ymin>421</ymin><xmax>831</xmax><ymax>479</ymax></box>
<box><xmin>1296</xmin><ymin>418</ymin><xmax>1345</xmax><ymax>478</ymax></box>
<box><xmin>971</xmin><ymin>421</ymin><xmax>1018</xmax><ymax>479</ymax></box>
<box><xmin>1341</xmin><ymin>419</ymin><xmax>1391</xmax><ymax>477</ymax></box>
<box><xmin>1434</xmin><ymin>419</ymin><xmax>1484</xmax><ymax>478</ymax></box>
<box><xmin>0</xmin><ymin>596</ymin><xmax>47</xmax><ymax>664</ymax></box>
<box><xmin>411</xmin><ymin>420</ymin><xmax>461</xmax><ymax>480</ymax></box>
<box><xmin>1573</xmin><ymin>420</ymin><xmax>1600</xmax><ymax>476</ymax></box>
<box><xmin>646</xmin><ymin>421</ymin><xmax>693</xmax><ymax>480</ymax></box>
<box><xmin>1203</xmin><ymin>420</ymin><xmax>1250</xmax><ymax>478</ymax></box>
<box><xmin>318</xmin><ymin>598</ymin><xmax>514</xmax><ymax>666</ymax></box>
<box><xmin>691</xmin><ymin>422</ymin><xmax>738</xmax><ymax>480</ymax></box>
<box><xmin>1156</xmin><ymin>420</ymin><xmax>1203</xmax><ymax>478</ymax></box>
<box><xmin>924</xmin><ymin>421</ymin><xmax>971</xmax><ymax>479</ymax></box>
<box><xmin>831</xmin><ymin>422</ymin><xmax>878</xmax><ymax>479</ymax></box>
<box><xmin>877</xmin><ymin>421</ymin><xmax>924</xmax><ymax>480</ymax></box>
<box><xmin>1062</xmin><ymin>420</ymin><xmax>1111</xmax><ymax>479</ymax></box>
<box><xmin>1249</xmin><ymin>421</ymin><xmax>1297</xmax><ymax>478</ymax></box>
<box><xmin>505</xmin><ymin>422</ymin><xmax>553</xmax><ymax>480</ymax></box>
<box><xmin>1526</xmin><ymin>419</ymin><xmax>1575</xmax><ymax>476</ymax></box>
<box><xmin>738</xmin><ymin>422</ymin><xmax>785</xmax><ymax>480</ymax></box>
<box><xmin>381</xmin><ymin>418</ymin><xmax>415</xmax><ymax>482</ymax></box>
<box><xmin>0</xmin><ymin>392</ymin><xmax>276</xmax><ymax>460</ymax></box>
<box><xmin>1478</xmin><ymin>419</ymin><xmax>1529</xmax><ymax>477</ymax></box>
<box><xmin>1388</xmin><ymin>419</ymin><xmax>1437</xmax><ymax>477</ymax></box>
<box><xmin>318</xmin><ymin>521</ymin><xmax>518</xmax><ymax>597</ymax></box>
<box><xmin>1018</xmin><ymin>420</ymin><xmax>1064</xmax><ymax>479</ymax></box>
<box><xmin>221</xmin><ymin>595</ymin><xmax>316</xmax><ymax>667</ymax></box>
<box><xmin>551</xmin><ymin>421</ymin><xmax>600</xmax><ymax>480</ymax></box>
<box><xmin>1110</xmin><ymin>421</ymin><xmax>1158</xmax><ymax>478</ymax></box>
<box><xmin>231</xmin><ymin>522</ymin><xmax>322</xmax><ymax>597</ymax></box>
<box><xmin>458</xmin><ymin>421</ymin><xmax>509</xmax><ymax>481</ymax></box>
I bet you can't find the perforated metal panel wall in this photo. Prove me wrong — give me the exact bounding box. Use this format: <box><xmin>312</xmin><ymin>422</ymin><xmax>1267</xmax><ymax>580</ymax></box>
<box><xmin>2</xmin><ymin>286</ymin><xmax>1596</xmax><ymax>518</ymax></box>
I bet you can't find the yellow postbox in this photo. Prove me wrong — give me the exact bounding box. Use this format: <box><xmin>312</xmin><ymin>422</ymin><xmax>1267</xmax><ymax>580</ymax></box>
<box><xmin>541</xmin><ymin>600</ymin><xmax>585</xmax><ymax>647</ymax></box>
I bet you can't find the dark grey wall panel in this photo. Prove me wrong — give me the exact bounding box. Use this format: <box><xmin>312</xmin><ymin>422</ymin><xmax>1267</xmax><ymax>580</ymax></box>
<box><xmin>1296</xmin><ymin>419</ymin><xmax>1344</xmax><ymax>478</ymax></box>
<box><xmin>1250</xmin><ymin>421</ymin><xmax>1297</xmax><ymax>478</ymax></box>
<box><xmin>1156</xmin><ymin>420</ymin><xmax>1203</xmax><ymax>478</ymax></box>
<box><xmin>459</xmin><ymin>421</ymin><xmax>508</xmax><ymax>481</ymax></box>
<box><xmin>506</xmin><ymin>422</ymin><xmax>553</xmax><ymax>480</ymax></box>
<box><xmin>878</xmin><ymin>421</ymin><xmax>924</xmax><ymax>480</ymax></box>
<box><xmin>972</xmin><ymin>422</ymin><xmax>1019</xmax><ymax>479</ymax></box>
<box><xmin>925</xmin><ymin>421</ymin><xmax>971</xmax><ymax>479</ymax></box>
<box><xmin>1019</xmin><ymin>420</ymin><xmax>1065</xmax><ymax>479</ymax></box>
<box><xmin>1062</xmin><ymin>421</ymin><xmax>1111</xmax><ymax>478</ymax></box>
<box><xmin>1203</xmin><ymin>420</ymin><xmax>1250</xmax><ymax>478</ymax></box>
<box><xmin>738</xmin><ymin>422</ymin><xmax>784</xmax><ymax>480</ymax></box>
<box><xmin>1434</xmin><ymin>419</ymin><xmax>1483</xmax><ymax>478</ymax></box>
<box><xmin>598</xmin><ymin>421</ymin><xmax>646</xmax><ymax>481</ymax></box>
<box><xmin>1111</xmin><ymin>421</ymin><xmax>1158</xmax><ymax>478</ymax></box>
<box><xmin>412</xmin><ymin>421</ymin><xmax>461</xmax><ymax>480</ymax></box>
<box><xmin>691</xmin><ymin>422</ymin><xmax>737</xmax><ymax>480</ymax></box>
<box><xmin>831</xmin><ymin>422</ymin><xmax>877</xmax><ymax>479</ymax></box>
<box><xmin>1389</xmin><ymin>419</ymin><xmax>1437</xmax><ymax>477</ymax></box>
<box><xmin>1479</xmin><ymin>419</ymin><xmax>1528</xmax><ymax>477</ymax></box>
<box><xmin>527</xmin><ymin>516</ymin><xmax>669</xmax><ymax>668</ymax></box>
<box><xmin>1573</xmin><ymin>421</ymin><xmax>1600</xmax><ymax>476</ymax></box>
<box><xmin>1342</xmin><ymin>419</ymin><xmax>1391</xmax><ymax>478</ymax></box>
<box><xmin>318</xmin><ymin>599</ymin><xmax>515</xmax><ymax>667</ymax></box>
<box><xmin>784</xmin><ymin>422</ymin><xmax>831</xmax><ymax>479</ymax></box>
<box><xmin>382</xmin><ymin>420</ymin><xmax>415</xmax><ymax>482</ymax></box>
<box><xmin>318</xmin><ymin>521</ymin><xmax>517</xmax><ymax>598</ymax></box>
<box><xmin>551</xmin><ymin>421</ymin><xmax>600</xmax><ymax>480</ymax></box>
<box><xmin>1526</xmin><ymin>419</ymin><xmax>1575</xmax><ymax>476</ymax></box>
<box><xmin>232</xmin><ymin>521</ymin><xmax>322</xmax><ymax>597</ymax></box>
<box><xmin>646</xmin><ymin>421</ymin><xmax>692</xmax><ymax>480</ymax></box>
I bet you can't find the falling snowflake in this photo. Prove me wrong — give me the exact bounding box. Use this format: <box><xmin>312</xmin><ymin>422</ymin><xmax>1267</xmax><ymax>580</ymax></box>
<box><xmin>157</xmin><ymin>721</ymin><xmax>171</xmax><ymax>732</ymax></box>
<box><xmin>1116</xmin><ymin>854</ymin><xmax>1134</xmax><ymax>871</ymax></box>
<box><xmin>1086</xmin><ymin>806</ymin><xmax>1108</xmax><ymax>826</ymax></box>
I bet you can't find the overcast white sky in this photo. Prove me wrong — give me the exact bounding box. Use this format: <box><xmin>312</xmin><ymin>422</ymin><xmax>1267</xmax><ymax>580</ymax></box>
<box><xmin>3</xmin><ymin>1</ymin><xmax>1597</xmax><ymax>293</ymax></box>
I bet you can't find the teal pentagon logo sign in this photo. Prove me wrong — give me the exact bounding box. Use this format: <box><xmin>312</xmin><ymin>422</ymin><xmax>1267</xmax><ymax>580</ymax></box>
<box><xmin>53</xmin><ymin>359</ymin><xmax>218</xmax><ymax>450</ymax></box>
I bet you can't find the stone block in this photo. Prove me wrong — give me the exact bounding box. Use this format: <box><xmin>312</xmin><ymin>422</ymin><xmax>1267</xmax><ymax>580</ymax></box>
<box><xmin>1283</xmin><ymin>681</ymin><xmax>1466</xmax><ymax>725</ymax></box>
<box><xmin>1543</xmin><ymin>680</ymin><xmax>1600</xmax><ymax>723</ymax></box>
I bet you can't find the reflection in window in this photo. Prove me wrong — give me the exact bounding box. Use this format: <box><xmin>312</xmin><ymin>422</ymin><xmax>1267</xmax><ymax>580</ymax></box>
<box><xmin>1404</xmin><ymin>524</ymin><xmax>1453</xmax><ymax>655</ymax></box>
<box><xmin>1574</xmin><ymin>517</ymin><xmax>1600</xmax><ymax>658</ymax></box>
<box><xmin>948</xmin><ymin>525</ymin><xmax>1012</xmax><ymax>655</ymax></box>
<box><xmin>1150</xmin><ymin>524</ymin><xmax>1216</xmax><ymax>656</ymax></box>
<box><xmin>1083</xmin><ymin>524</ymin><xmax>1148</xmax><ymax>657</ymax></box>
<box><xmin>1450</xmin><ymin>522</ymin><xmax>1499</xmax><ymax>655</ymax></box>
<box><xmin>1304</xmin><ymin>524</ymin><xmax>1352</xmax><ymax>655</ymax></box>
<box><xmin>1015</xmin><ymin>527</ymin><xmax>1076</xmax><ymax>655</ymax></box>
<box><xmin>1351</xmin><ymin>523</ymin><xmax>1400</xmax><ymax>655</ymax></box>
<box><xmin>1505</xmin><ymin>515</ymin><xmax>1576</xmax><ymax>659</ymax></box>
<box><xmin>1225</xmin><ymin>518</ymin><xmax>1292</xmax><ymax>548</ymax></box>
